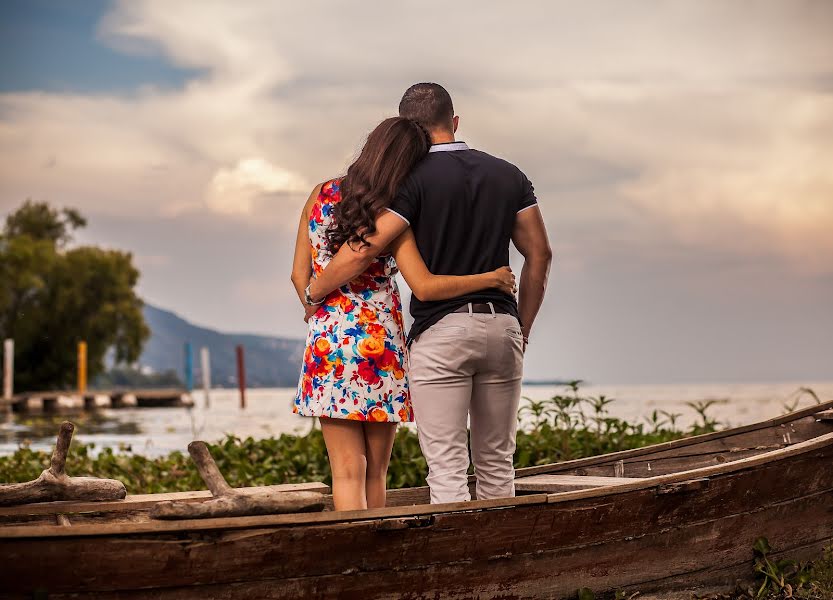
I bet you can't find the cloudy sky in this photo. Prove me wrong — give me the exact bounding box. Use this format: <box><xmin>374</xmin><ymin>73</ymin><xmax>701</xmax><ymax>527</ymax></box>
<box><xmin>1</xmin><ymin>0</ymin><xmax>831</xmax><ymax>383</ymax></box>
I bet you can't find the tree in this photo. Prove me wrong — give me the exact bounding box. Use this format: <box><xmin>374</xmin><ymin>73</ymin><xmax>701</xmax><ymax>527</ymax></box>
<box><xmin>0</xmin><ymin>200</ymin><xmax>150</xmax><ymax>391</ymax></box>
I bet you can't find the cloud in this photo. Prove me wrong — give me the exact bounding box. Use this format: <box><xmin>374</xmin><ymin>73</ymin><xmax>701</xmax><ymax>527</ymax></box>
<box><xmin>1</xmin><ymin>1</ymin><xmax>830</xmax><ymax>252</ymax></box>
<box><xmin>205</xmin><ymin>158</ymin><xmax>308</xmax><ymax>216</ymax></box>
<box><xmin>1</xmin><ymin>1</ymin><xmax>832</xmax><ymax>381</ymax></box>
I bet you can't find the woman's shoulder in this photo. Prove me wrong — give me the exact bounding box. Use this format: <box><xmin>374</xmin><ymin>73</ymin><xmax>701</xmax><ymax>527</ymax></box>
<box><xmin>304</xmin><ymin>179</ymin><xmax>341</xmax><ymax>219</ymax></box>
<box><xmin>319</xmin><ymin>178</ymin><xmax>342</xmax><ymax>198</ymax></box>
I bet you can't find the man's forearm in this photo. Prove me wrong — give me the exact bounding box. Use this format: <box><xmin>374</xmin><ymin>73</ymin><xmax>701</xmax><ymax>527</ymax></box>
<box><xmin>517</xmin><ymin>255</ymin><xmax>551</xmax><ymax>338</ymax></box>
<box><xmin>308</xmin><ymin>250</ymin><xmax>375</xmax><ymax>302</ymax></box>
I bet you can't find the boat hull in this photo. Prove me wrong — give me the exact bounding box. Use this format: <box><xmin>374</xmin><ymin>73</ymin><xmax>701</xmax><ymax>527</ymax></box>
<box><xmin>2</xmin><ymin>433</ymin><xmax>832</xmax><ymax>599</ymax></box>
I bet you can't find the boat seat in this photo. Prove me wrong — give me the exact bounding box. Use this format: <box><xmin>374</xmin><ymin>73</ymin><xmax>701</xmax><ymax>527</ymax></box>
<box><xmin>515</xmin><ymin>474</ymin><xmax>646</xmax><ymax>493</ymax></box>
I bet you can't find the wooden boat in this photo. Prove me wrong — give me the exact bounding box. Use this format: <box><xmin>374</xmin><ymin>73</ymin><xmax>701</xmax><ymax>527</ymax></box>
<box><xmin>1</xmin><ymin>401</ymin><xmax>832</xmax><ymax>599</ymax></box>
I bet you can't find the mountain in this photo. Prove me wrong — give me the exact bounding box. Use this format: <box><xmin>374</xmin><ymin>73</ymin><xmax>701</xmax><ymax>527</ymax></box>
<box><xmin>140</xmin><ymin>304</ymin><xmax>305</xmax><ymax>388</ymax></box>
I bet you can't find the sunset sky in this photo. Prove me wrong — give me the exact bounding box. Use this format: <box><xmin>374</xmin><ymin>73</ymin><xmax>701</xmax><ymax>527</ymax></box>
<box><xmin>1</xmin><ymin>1</ymin><xmax>831</xmax><ymax>383</ymax></box>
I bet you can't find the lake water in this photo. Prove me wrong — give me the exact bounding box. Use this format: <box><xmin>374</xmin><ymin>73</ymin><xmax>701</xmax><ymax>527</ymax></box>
<box><xmin>2</xmin><ymin>381</ymin><xmax>832</xmax><ymax>457</ymax></box>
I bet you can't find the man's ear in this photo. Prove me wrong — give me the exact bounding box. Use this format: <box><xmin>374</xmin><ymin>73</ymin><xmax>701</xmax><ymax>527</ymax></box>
<box><xmin>453</xmin><ymin>115</ymin><xmax>459</xmax><ymax>133</ymax></box>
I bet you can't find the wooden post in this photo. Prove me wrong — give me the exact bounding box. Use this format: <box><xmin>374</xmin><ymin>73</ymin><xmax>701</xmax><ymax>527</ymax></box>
<box><xmin>200</xmin><ymin>347</ymin><xmax>211</xmax><ymax>408</ymax></box>
<box><xmin>236</xmin><ymin>344</ymin><xmax>246</xmax><ymax>410</ymax></box>
<box><xmin>0</xmin><ymin>421</ymin><xmax>127</xmax><ymax>506</ymax></box>
<box><xmin>2</xmin><ymin>339</ymin><xmax>12</xmax><ymax>401</ymax></box>
<box><xmin>77</xmin><ymin>341</ymin><xmax>87</xmax><ymax>394</ymax></box>
<box><xmin>183</xmin><ymin>342</ymin><xmax>193</xmax><ymax>392</ymax></box>
<box><xmin>149</xmin><ymin>441</ymin><xmax>325</xmax><ymax>519</ymax></box>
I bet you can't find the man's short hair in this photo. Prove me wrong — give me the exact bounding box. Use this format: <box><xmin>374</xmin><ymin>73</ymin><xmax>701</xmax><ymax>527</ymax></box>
<box><xmin>398</xmin><ymin>83</ymin><xmax>454</xmax><ymax>131</ymax></box>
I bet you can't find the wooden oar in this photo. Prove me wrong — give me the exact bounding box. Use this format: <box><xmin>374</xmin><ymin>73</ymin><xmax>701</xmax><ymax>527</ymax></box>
<box><xmin>0</xmin><ymin>421</ymin><xmax>127</xmax><ymax>506</ymax></box>
<box><xmin>150</xmin><ymin>441</ymin><xmax>325</xmax><ymax>520</ymax></box>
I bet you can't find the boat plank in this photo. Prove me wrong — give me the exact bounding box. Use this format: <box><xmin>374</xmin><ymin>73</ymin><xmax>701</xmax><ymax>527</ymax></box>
<box><xmin>0</xmin><ymin>493</ymin><xmax>551</xmax><ymax>538</ymax></box>
<box><xmin>2</xmin><ymin>430</ymin><xmax>831</xmax><ymax>537</ymax></box>
<box><xmin>512</xmin><ymin>401</ymin><xmax>833</xmax><ymax>479</ymax></box>
<box><xmin>0</xmin><ymin>482</ymin><xmax>331</xmax><ymax>517</ymax></box>
<box><xmin>515</xmin><ymin>474</ymin><xmax>644</xmax><ymax>492</ymax></box>
<box><xmin>3</xmin><ymin>472</ymin><xmax>831</xmax><ymax>598</ymax></box>
<box><xmin>569</xmin><ymin>446</ymin><xmax>781</xmax><ymax>478</ymax></box>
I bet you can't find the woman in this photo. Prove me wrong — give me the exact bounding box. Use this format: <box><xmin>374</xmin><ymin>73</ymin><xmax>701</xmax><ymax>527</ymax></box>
<box><xmin>290</xmin><ymin>117</ymin><xmax>515</xmax><ymax>511</ymax></box>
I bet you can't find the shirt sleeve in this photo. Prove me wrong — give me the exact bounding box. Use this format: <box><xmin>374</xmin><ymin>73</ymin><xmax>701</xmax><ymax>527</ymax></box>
<box><xmin>387</xmin><ymin>175</ymin><xmax>420</xmax><ymax>224</ymax></box>
<box><xmin>517</xmin><ymin>169</ymin><xmax>538</xmax><ymax>214</ymax></box>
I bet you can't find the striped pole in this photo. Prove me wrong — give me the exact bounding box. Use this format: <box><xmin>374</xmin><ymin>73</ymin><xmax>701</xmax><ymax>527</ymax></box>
<box><xmin>2</xmin><ymin>339</ymin><xmax>12</xmax><ymax>400</ymax></box>
<box><xmin>236</xmin><ymin>345</ymin><xmax>246</xmax><ymax>410</ymax></box>
<box><xmin>183</xmin><ymin>342</ymin><xmax>193</xmax><ymax>391</ymax></box>
<box><xmin>77</xmin><ymin>341</ymin><xmax>87</xmax><ymax>394</ymax></box>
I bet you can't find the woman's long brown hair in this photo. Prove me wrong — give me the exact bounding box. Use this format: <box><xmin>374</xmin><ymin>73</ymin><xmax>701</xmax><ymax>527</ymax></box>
<box><xmin>326</xmin><ymin>117</ymin><xmax>430</xmax><ymax>254</ymax></box>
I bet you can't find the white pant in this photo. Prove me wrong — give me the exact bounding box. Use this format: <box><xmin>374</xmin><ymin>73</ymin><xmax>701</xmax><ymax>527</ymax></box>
<box><xmin>408</xmin><ymin>311</ymin><xmax>524</xmax><ymax>504</ymax></box>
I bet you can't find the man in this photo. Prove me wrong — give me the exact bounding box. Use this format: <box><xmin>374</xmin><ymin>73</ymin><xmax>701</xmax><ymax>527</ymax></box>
<box><xmin>309</xmin><ymin>83</ymin><xmax>552</xmax><ymax>503</ymax></box>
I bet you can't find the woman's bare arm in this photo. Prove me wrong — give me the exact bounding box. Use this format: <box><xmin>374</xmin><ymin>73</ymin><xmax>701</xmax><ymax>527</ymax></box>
<box><xmin>290</xmin><ymin>184</ymin><xmax>324</xmax><ymax>307</ymax></box>
<box><xmin>390</xmin><ymin>229</ymin><xmax>515</xmax><ymax>301</ymax></box>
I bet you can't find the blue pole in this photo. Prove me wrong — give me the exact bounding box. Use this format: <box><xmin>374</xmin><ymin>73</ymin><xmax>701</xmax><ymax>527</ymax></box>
<box><xmin>183</xmin><ymin>342</ymin><xmax>193</xmax><ymax>391</ymax></box>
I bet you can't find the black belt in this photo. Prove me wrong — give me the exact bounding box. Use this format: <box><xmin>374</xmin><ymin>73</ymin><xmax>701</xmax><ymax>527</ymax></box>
<box><xmin>452</xmin><ymin>303</ymin><xmax>510</xmax><ymax>315</ymax></box>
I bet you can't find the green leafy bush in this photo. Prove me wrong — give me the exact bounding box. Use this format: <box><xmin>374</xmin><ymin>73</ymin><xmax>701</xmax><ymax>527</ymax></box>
<box><xmin>0</xmin><ymin>381</ymin><xmax>717</xmax><ymax>493</ymax></box>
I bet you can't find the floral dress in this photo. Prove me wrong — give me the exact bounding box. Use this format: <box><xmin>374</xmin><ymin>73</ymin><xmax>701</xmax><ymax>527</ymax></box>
<box><xmin>294</xmin><ymin>179</ymin><xmax>413</xmax><ymax>422</ymax></box>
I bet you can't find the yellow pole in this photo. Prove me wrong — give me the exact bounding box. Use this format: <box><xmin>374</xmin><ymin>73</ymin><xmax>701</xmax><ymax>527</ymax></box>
<box><xmin>77</xmin><ymin>341</ymin><xmax>87</xmax><ymax>394</ymax></box>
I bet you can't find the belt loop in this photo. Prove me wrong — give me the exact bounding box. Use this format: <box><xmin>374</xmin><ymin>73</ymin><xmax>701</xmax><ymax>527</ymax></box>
<box><xmin>487</xmin><ymin>301</ymin><xmax>495</xmax><ymax>317</ymax></box>
<box><xmin>467</xmin><ymin>302</ymin><xmax>473</xmax><ymax>316</ymax></box>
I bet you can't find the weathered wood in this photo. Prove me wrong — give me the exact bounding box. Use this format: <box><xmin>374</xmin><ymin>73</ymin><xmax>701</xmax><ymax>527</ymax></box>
<box><xmin>816</xmin><ymin>409</ymin><xmax>833</xmax><ymax>421</ymax></box>
<box><xmin>0</xmin><ymin>482</ymin><xmax>331</xmax><ymax>518</ymax></box>
<box><xmin>3</xmin><ymin>430</ymin><xmax>831</xmax><ymax>537</ymax></box>
<box><xmin>512</xmin><ymin>399</ymin><xmax>833</xmax><ymax>480</ymax></box>
<box><xmin>0</xmin><ymin>421</ymin><xmax>126</xmax><ymax>507</ymax></box>
<box><xmin>1</xmin><ymin>404</ymin><xmax>833</xmax><ymax>599</ymax></box>
<box><xmin>2</xmin><ymin>446</ymin><xmax>831</xmax><ymax>598</ymax></box>
<box><xmin>149</xmin><ymin>441</ymin><xmax>325</xmax><ymax>520</ymax></box>
<box><xmin>515</xmin><ymin>474</ymin><xmax>644</xmax><ymax>492</ymax></box>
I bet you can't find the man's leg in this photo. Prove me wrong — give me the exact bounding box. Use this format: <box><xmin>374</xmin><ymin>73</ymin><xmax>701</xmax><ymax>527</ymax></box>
<box><xmin>409</xmin><ymin>314</ymin><xmax>476</xmax><ymax>504</ymax></box>
<box><xmin>469</xmin><ymin>313</ymin><xmax>524</xmax><ymax>500</ymax></box>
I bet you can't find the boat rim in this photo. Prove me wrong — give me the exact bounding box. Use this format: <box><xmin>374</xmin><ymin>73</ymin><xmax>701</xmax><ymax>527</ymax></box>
<box><xmin>2</xmin><ymin>421</ymin><xmax>832</xmax><ymax>540</ymax></box>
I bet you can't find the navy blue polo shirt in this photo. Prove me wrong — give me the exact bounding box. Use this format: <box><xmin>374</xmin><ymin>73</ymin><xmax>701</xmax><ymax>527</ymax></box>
<box><xmin>387</xmin><ymin>141</ymin><xmax>538</xmax><ymax>340</ymax></box>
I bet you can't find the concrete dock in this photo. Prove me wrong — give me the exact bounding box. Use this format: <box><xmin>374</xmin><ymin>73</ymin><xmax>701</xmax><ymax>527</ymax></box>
<box><xmin>0</xmin><ymin>389</ymin><xmax>193</xmax><ymax>413</ymax></box>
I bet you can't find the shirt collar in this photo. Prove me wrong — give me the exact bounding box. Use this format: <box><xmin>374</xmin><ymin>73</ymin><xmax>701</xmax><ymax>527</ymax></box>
<box><xmin>428</xmin><ymin>141</ymin><xmax>469</xmax><ymax>153</ymax></box>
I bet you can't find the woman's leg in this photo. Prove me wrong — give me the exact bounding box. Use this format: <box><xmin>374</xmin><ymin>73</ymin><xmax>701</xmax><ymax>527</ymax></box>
<box><xmin>363</xmin><ymin>423</ymin><xmax>398</xmax><ymax>509</ymax></box>
<box><xmin>320</xmin><ymin>418</ymin><xmax>368</xmax><ymax>511</ymax></box>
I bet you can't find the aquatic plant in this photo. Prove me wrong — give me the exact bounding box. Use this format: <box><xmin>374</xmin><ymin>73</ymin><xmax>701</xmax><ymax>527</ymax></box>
<box><xmin>1</xmin><ymin>382</ymin><xmax>719</xmax><ymax>492</ymax></box>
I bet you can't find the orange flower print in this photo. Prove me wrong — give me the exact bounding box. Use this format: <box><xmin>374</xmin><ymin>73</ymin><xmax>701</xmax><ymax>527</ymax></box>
<box><xmin>357</xmin><ymin>336</ymin><xmax>385</xmax><ymax>359</ymax></box>
<box><xmin>377</xmin><ymin>349</ymin><xmax>399</xmax><ymax>372</ymax></box>
<box><xmin>398</xmin><ymin>405</ymin><xmax>412</xmax><ymax>421</ymax></box>
<box><xmin>338</xmin><ymin>295</ymin><xmax>355</xmax><ymax>313</ymax></box>
<box><xmin>358</xmin><ymin>307</ymin><xmax>377</xmax><ymax>324</ymax></box>
<box><xmin>302</xmin><ymin>375</ymin><xmax>313</xmax><ymax>398</ymax></box>
<box><xmin>369</xmin><ymin>407</ymin><xmax>389</xmax><ymax>422</ymax></box>
<box><xmin>347</xmin><ymin>412</ymin><xmax>366</xmax><ymax>421</ymax></box>
<box><xmin>313</xmin><ymin>337</ymin><xmax>331</xmax><ymax>358</ymax></box>
<box><xmin>357</xmin><ymin>361</ymin><xmax>381</xmax><ymax>386</ymax></box>
<box><xmin>365</xmin><ymin>323</ymin><xmax>387</xmax><ymax>340</ymax></box>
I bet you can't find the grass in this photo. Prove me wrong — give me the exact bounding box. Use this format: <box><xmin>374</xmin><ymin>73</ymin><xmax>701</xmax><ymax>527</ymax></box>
<box><xmin>691</xmin><ymin>539</ymin><xmax>833</xmax><ymax>600</ymax></box>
